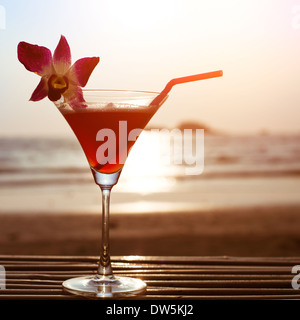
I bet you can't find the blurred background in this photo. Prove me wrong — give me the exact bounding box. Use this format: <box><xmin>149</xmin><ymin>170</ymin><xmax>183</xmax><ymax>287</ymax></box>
<box><xmin>0</xmin><ymin>0</ymin><xmax>300</xmax><ymax>257</ymax></box>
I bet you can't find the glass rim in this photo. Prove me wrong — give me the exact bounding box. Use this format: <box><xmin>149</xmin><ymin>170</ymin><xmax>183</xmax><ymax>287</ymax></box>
<box><xmin>82</xmin><ymin>89</ymin><xmax>161</xmax><ymax>95</ymax></box>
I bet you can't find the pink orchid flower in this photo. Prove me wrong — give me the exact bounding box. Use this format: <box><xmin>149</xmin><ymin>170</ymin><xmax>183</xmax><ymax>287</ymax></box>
<box><xmin>17</xmin><ymin>35</ymin><xmax>99</xmax><ymax>108</ymax></box>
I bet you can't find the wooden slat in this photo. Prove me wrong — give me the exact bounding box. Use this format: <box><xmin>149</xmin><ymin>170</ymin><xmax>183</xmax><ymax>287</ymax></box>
<box><xmin>0</xmin><ymin>255</ymin><xmax>299</xmax><ymax>300</ymax></box>
<box><xmin>146</xmin><ymin>287</ymin><xmax>300</xmax><ymax>295</ymax></box>
<box><xmin>1</xmin><ymin>254</ymin><xmax>299</xmax><ymax>265</ymax></box>
<box><xmin>6</xmin><ymin>273</ymin><xmax>293</xmax><ymax>281</ymax></box>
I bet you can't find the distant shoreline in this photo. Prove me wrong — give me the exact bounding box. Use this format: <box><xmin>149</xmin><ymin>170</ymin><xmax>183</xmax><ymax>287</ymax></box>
<box><xmin>1</xmin><ymin>131</ymin><xmax>300</xmax><ymax>139</ymax></box>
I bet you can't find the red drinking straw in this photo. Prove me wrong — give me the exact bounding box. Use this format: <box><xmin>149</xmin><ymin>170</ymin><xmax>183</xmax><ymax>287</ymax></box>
<box><xmin>151</xmin><ymin>70</ymin><xmax>223</xmax><ymax>107</ymax></box>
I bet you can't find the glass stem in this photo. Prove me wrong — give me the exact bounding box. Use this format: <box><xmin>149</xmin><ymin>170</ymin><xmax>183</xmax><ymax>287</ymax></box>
<box><xmin>97</xmin><ymin>187</ymin><xmax>114</xmax><ymax>277</ymax></box>
<box><xmin>91</xmin><ymin>168</ymin><xmax>121</xmax><ymax>279</ymax></box>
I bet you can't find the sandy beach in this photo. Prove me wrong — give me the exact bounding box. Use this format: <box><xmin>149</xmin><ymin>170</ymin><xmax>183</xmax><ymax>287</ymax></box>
<box><xmin>1</xmin><ymin>204</ymin><xmax>300</xmax><ymax>257</ymax></box>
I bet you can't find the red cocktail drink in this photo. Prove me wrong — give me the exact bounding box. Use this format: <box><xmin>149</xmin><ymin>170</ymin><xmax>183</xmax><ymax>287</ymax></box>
<box><xmin>61</xmin><ymin>95</ymin><xmax>158</xmax><ymax>174</ymax></box>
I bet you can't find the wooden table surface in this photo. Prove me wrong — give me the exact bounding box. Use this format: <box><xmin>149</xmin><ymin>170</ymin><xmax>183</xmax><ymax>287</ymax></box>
<box><xmin>0</xmin><ymin>255</ymin><xmax>299</xmax><ymax>300</ymax></box>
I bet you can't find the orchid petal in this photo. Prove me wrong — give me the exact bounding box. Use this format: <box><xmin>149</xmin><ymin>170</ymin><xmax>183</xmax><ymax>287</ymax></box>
<box><xmin>68</xmin><ymin>57</ymin><xmax>100</xmax><ymax>87</ymax></box>
<box><xmin>63</xmin><ymin>84</ymin><xmax>87</xmax><ymax>109</ymax></box>
<box><xmin>29</xmin><ymin>77</ymin><xmax>48</xmax><ymax>101</ymax></box>
<box><xmin>17</xmin><ymin>42</ymin><xmax>52</xmax><ymax>76</ymax></box>
<box><xmin>53</xmin><ymin>35</ymin><xmax>72</xmax><ymax>75</ymax></box>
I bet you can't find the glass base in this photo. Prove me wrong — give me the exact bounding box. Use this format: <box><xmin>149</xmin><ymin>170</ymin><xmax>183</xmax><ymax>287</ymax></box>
<box><xmin>62</xmin><ymin>275</ymin><xmax>147</xmax><ymax>298</ymax></box>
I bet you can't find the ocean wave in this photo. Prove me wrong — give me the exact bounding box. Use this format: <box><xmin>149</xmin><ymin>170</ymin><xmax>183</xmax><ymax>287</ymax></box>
<box><xmin>0</xmin><ymin>168</ymin><xmax>299</xmax><ymax>188</ymax></box>
<box><xmin>0</xmin><ymin>166</ymin><xmax>88</xmax><ymax>175</ymax></box>
<box><xmin>176</xmin><ymin>168</ymin><xmax>300</xmax><ymax>180</ymax></box>
<box><xmin>0</xmin><ymin>176</ymin><xmax>93</xmax><ymax>187</ymax></box>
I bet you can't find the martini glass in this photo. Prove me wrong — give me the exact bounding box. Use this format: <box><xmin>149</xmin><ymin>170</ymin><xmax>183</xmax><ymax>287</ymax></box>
<box><xmin>54</xmin><ymin>71</ymin><xmax>222</xmax><ymax>298</ymax></box>
<box><xmin>55</xmin><ymin>89</ymin><xmax>165</xmax><ymax>298</ymax></box>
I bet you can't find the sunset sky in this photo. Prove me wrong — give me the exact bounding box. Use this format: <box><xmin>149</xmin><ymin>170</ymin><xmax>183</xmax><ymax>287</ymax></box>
<box><xmin>0</xmin><ymin>0</ymin><xmax>300</xmax><ymax>136</ymax></box>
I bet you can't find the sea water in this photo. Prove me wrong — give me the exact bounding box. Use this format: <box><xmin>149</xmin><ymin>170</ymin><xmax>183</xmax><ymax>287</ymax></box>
<box><xmin>0</xmin><ymin>133</ymin><xmax>300</xmax><ymax>213</ymax></box>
